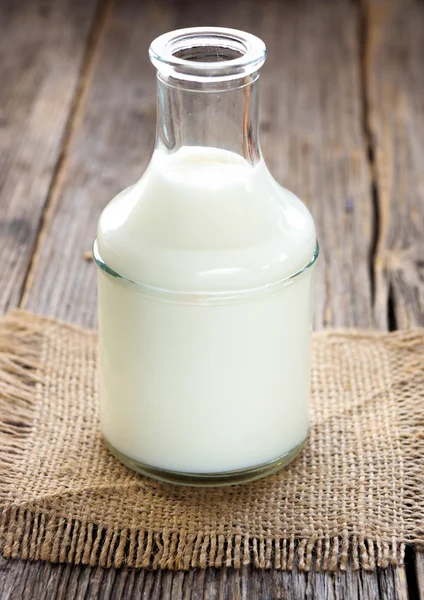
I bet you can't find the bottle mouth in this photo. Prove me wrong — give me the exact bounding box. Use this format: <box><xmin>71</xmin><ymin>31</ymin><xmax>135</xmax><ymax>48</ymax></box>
<box><xmin>149</xmin><ymin>27</ymin><xmax>267</xmax><ymax>83</ymax></box>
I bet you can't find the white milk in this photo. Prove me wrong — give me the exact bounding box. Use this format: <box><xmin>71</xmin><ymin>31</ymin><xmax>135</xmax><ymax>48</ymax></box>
<box><xmin>97</xmin><ymin>147</ymin><xmax>316</xmax><ymax>474</ymax></box>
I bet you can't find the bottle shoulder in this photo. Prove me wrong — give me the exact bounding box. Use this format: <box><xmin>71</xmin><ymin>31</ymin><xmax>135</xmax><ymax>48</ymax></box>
<box><xmin>97</xmin><ymin>149</ymin><xmax>316</xmax><ymax>292</ymax></box>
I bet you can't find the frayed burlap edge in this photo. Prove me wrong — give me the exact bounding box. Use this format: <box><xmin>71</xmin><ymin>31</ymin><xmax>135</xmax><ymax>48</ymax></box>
<box><xmin>0</xmin><ymin>311</ymin><xmax>42</xmax><ymax>495</ymax></box>
<box><xmin>0</xmin><ymin>310</ymin><xmax>422</xmax><ymax>571</ymax></box>
<box><xmin>0</xmin><ymin>508</ymin><xmax>406</xmax><ymax>571</ymax></box>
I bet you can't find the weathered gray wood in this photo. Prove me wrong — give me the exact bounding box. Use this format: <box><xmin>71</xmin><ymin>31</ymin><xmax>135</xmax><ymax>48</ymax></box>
<box><xmin>0</xmin><ymin>0</ymin><xmax>99</xmax><ymax>313</ymax></box>
<box><xmin>0</xmin><ymin>556</ymin><xmax>412</xmax><ymax>600</ymax></box>
<box><xmin>365</xmin><ymin>1</ymin><xmax>424</xmax><ymax>598</ymax></box>
<box><xmin>22</xmin><ymin>0</ymin><xmax>375</xmax><ymax>332</ymax></box>
<box><xmin>0</xmin><ymin>0</ymin><xmax>420</xmax><ymax>598</ymax></box>
<box><xmin>21</xmin><ymin>0</ymin><xmax>162</xmax><ymax>325</ymax></box>
<box><xmin>366</xmin><ymin>0</ymin><xmax>424</xmax><ymax>329</ymax></box>
<box><xmin>260</xmin><ymin>0</ymin><xmax>374</xmax><ymax>331</ymax></box>
<box><xmin>378</xmin><ymin>568</ymin><xmax>409</xmax><ymax>600</ymax></box>
<box><xmin>416</xmin><ymin>552</ymin><xmax>424</xmax><ymax>600</ymax></box>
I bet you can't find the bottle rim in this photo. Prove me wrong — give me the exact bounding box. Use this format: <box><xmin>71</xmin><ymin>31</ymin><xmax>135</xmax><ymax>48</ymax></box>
<box><xmin>149</xmin><ymin>27</ymin><xmax>267</xmax><ymax>83</ymax></box>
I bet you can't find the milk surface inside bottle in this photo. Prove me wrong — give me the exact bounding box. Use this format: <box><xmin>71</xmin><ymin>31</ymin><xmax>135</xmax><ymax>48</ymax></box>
<box><xmin>95</xmin><ymin>27</ymin><xmax>318</xmax><ymax>486</ymax></box>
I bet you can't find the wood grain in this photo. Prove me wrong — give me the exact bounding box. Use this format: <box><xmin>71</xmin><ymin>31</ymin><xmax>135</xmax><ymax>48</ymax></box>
<box><xmin>259</xmin><ymin>0</ymin><xmax>374</xmax><ymax>331</ymax></box>
<box><xmin>22</xmin><ymin>0</ymin><xmax>374</xmax><ymax>332</ymax></box>
<box><xmin>366</xmin><ymin>0</ymin><xmax>424</xmax><ymax>329</ymax></box>
<box><xmin>365</xmin><ymin>0</ymin><xmax>424</xmax><ymax>597</ymax></box>
<box><xmin>416</xmin><ymin>552</ymin><xmax>424</xmax><ymax>600</ymax></box>
<box><xmin>0</xmin><ymin>0</ymin><xmax>420</xmax><ymax>597</ymax></box>
<box><xmin>22</xmin><ymin>0</ymin><xmax>171</xmax><ymax>325</ymax></box>
<box><xmin>0</xmin><ymin>0</ymin><xmax>99</xmax><ymax>313</ymax></box>
<box><xmin>0</xmin><ymin>557</ymin><xmax>413</xmax><ymax>600</ymax></box>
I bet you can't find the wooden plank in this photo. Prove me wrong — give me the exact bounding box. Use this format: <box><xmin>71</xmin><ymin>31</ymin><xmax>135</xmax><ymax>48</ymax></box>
<box><xmin>259</xmin><ymin>0</ymin><xmax>374</xmax><ymax>331</ymax></box>
<box><xmin>416</xmin><ymin>552</ymin><xmax>424</xmax><ymax>600</ymax></box>
<box><xmin>0</xmin><ymin>0</ymin><xmax>99</xmax><ymax>313</ymax></box>
<box><xmin>365</xmin><ymin>0</ymin><xmax>424</xmax><ymax>597</ymax></box>
<box><xmin>21</xmin><ymin>0</ymin><xmax>166</xmax><ymax>325</ymax></box>
<box><xmin>366</xmin><ymin>0</ymin><xmax>424</xmax><ymax>329</ymax></box>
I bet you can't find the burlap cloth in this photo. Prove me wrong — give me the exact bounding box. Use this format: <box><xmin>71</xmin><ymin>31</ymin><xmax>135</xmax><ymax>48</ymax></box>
<box><xmin>0</xmin><ymin>310</ymin><xmax>423</xmax><ymax>572</ymax></box>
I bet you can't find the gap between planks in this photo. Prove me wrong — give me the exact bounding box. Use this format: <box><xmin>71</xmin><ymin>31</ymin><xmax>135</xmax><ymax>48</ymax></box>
<box><xmin>359</xmin><ymin>0</ymin><xmax>379</xmax><ymax>308</ymax></box>
<box><xmin>362</xmin><ymin>0</ymin><xmax>421</xmax><ymax>598</ymax></box>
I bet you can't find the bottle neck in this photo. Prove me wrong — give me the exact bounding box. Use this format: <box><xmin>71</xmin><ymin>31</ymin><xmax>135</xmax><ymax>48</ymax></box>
<box><xmin>155</xmin><ymin>75</ymin><xmax>261</xmax><ymax>165</ymax></box>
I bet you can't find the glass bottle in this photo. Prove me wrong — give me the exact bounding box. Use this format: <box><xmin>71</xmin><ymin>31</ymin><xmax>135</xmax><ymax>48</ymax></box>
<box><xmin>94</xmin><ymin>27</ymin><xmax>319</xmax><ymax>486</ymax></box>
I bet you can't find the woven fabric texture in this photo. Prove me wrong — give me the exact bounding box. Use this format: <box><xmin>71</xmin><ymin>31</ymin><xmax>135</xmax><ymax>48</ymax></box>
<box><xmin>0</xmin><ymin>310</ymin><xmax>423</xmax><ymax>571</ymax></box>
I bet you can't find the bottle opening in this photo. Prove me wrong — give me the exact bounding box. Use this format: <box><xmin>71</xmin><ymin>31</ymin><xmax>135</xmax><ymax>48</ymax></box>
<box><xmin>149</xmin><ymin>27</ymin><xmax>266</xmax><ymax>83</ymax></box>
<box><xmin>173</xmin><ymin>46</ymin><xmax>244</xmax><ymax>63</ymax></box>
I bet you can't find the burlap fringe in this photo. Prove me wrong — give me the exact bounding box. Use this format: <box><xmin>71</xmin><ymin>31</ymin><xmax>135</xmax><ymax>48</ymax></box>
<box><xmin>0</xmin><ymin>508</ymin><xmax>405</xmax><ymax>571</ymax></box>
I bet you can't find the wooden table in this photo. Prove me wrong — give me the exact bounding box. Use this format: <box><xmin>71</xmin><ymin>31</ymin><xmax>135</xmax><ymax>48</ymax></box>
<box><xmin>1</xmin><ymin>0</ymin><xmax>423</xmax><ymax>597</ymax></box>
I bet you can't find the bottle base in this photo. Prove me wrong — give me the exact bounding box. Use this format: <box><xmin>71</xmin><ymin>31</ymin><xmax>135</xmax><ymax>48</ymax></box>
<box><xmin>104</xmin><ymin>438</ymin><xmax>307</xmax><ymax>487</ymax></box>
